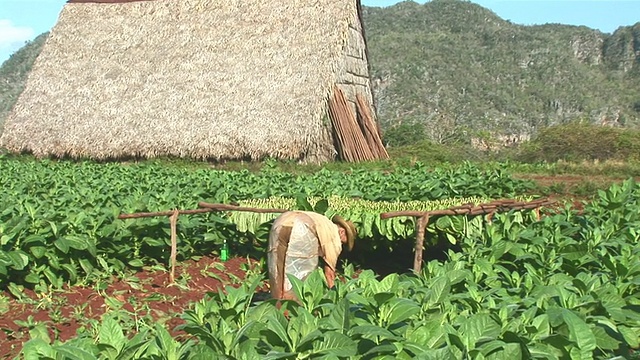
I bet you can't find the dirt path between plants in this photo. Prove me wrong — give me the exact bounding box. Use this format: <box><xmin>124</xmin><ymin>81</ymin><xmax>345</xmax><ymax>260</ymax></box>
<box><xmin>514</xmin><ymin>173</ymin><xmax>639</xmax><ymax>212</ymax></box>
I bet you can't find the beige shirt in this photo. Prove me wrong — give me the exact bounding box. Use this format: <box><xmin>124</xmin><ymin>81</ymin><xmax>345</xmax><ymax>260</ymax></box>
<box><xmin>267</xmin><ymin>211</ymin><xmax>343</xmax><ymax>298</ymax></box>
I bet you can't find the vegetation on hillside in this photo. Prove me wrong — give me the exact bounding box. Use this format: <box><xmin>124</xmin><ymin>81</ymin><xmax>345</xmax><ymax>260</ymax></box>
<box><xmin>385</xmin><ymin>122</ymin><xmax>640</xmax><ymax>165</ymax></box>
<box><xmin>363</xmin><ymin>0</ymin><xmax>640</xmax><ymax>144</ymax></box>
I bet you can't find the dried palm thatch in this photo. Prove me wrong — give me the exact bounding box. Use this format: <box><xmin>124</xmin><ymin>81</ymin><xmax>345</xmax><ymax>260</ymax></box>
<box><xmin>1</xmin><ymin>0</ymin><xmax>384</xmax><ymax>163</ymax></box>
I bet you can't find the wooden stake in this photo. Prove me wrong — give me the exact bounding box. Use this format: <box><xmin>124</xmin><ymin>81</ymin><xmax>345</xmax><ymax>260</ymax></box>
<box><xmin>486</xmin><ymin>211</ymin><xmax>495</xmax><ymax>224</ymax></box>
<box><xmin>414</xmin><ymin>215</ymin><xmax>429</xmax><ymax>273</ymax></box>
<box><xmin>169</xmin><ymin>210</ymin><xmax>179</xmax><ymax>284</ymax></box>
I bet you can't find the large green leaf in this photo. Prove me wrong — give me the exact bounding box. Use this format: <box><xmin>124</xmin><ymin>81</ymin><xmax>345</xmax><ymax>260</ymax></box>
<box><xmin>98</xmin><ymin>317</ymin><xmax>126</xmax><ymax>354</ymax></box>
<box><xmin>63</xmin><ymin>235</ymin><xmax>89</xmax><ymax>251</ymax></box>
<box><xmin>414</xmin><ymin>347</ymin><xmax>458</xmax><ymax>360</ymax></box>
<box><xmin>20</xmin><ymin>339</ymin><xmax>57</xmax><ymax>360</ymax></box>
<box><xmin>561</xmin><ymin>309</ymin><xmax>596</xmax><ymax>352</ymax></box>
<box><xmin>383</xmin><ymin>298</ymin><xmax>420</xmax><ymax>326</ymax></box>
<box><xmin>54</xmin><ymin>238</ymin><xmax>70</xmax><ymax>254</ymax></box>
<box><xmin>591</xmin><ymin>326</ymin><xmax>621</xmax><ymax>351</ymax></box>
<box><xmin>407</xmin><ymin>320</ymin><xmax>448</xmax><ymax>348</ymax></box>
<box><xmin>7</xmin><ymin>250</ymin><xmax>29</xmax><ymax>270</ymax></box>
<box><xmin>350</xmin><ymin>324</ymin><xmax>397</xmax><ymax>341</ymax></box>
<box><xmin>54</xmin><ymin>344</ymin><xmax>98</xmax><ymax>360</ymax></box>
<box><xmin>328</xmin><ymin>297</ymin><xmax>351</xmax><ymax>335</ymax></box>
<box><xmin>28</xmin><ymin>323</ymin><xmax>50</xmax><ymax>343</ymax></box>
<box><xmin>313</xmin><ymin>331</ymin><xmax>357</xmax><ymax>357</ymax></box>
<box><xmin>262</xmin><ymin>313</ymin><xmax>293</xmax><ymax>350</ymax></box>
<box><xmin>618</xmin><ymin>325</ymin><xmax>640</xmax><ymax>348</ymax></box>
<box><xmin>476</xmin><ymin>341</ymin><xmax>522</xmax><ymax>360</ymax></box>
<box><xmin>458</xmin><ymin>314</ymin><xmax>502</xmax><ymax>350</ymax></box>
<box><xmin>28</xmin><ymin>246</ymin><xmax>47</xmax><ymax>259</ymax></box>
<box><xmin>427</xmin><ymin>275</ymin><xmax>451</xmax><ymax>305</ymax></box>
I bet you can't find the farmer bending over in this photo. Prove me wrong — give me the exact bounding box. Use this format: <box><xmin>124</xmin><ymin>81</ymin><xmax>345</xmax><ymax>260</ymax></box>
<box><xmin>267</xmin><ymin>211</ymin><xmax>356</xmax><ymax>301</ymax></box>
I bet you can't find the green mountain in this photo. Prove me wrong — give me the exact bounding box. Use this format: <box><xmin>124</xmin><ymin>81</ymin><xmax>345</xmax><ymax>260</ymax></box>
<box><xmin>1</xmin><ymin>0</ymin><xmax>639</xmax><ymax>147</ymax></box>
<box><xmin>363</xmin><ymin>0</ymin><xmax>640</xmax><ymax>145</ymax></box>
<box><xmin>0</xmin><ymin>32</ymin><xmax>48</xmax><ymax>133</ymax></box>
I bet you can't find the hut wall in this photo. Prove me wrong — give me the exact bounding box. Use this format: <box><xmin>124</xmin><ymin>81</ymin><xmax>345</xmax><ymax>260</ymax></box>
<box><xmin>335</xmin><ymin>6</ymin><xmax>376</xmax><ymax>119</ymax></box>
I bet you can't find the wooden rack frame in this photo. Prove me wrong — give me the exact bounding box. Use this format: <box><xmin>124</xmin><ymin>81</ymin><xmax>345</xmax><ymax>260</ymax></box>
<box><xmin>380</xmin><ymin>198</ymin><xmax>555</xmax><ymax>272</ymax></box>
<box><xmin>117</xmin><ymin>202</ymin><xmax>287</xmax><ymax>283</ymax></box>
<box><xmin>117</xmin><ymin>198</ymin><xmax>554</xmax><ymax>282</ymax></box>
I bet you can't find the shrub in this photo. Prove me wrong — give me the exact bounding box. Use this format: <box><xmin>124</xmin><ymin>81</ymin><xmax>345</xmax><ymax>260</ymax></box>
<box><xmin>513</xmin><ymin>122</ymin><xmax>640</xmax><ymax>163</ymax></box>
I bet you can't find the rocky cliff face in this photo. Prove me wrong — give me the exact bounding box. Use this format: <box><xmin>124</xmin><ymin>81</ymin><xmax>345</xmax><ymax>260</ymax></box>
<box><xmin>604</xmin><ymin>23</ymin><xmax>640</xmax><ymax>72</ymax></box>
<box><xmin>570</xmin><ymin>31</ymin><xmax>605</xmax><ymax>65</ymax></box>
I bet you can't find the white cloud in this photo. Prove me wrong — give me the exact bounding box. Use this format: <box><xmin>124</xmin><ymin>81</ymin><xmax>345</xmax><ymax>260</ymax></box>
<box><xmin>0</xmin><ymin>19</ymin><xmax>36</xmax><ymax>62</ymax></box>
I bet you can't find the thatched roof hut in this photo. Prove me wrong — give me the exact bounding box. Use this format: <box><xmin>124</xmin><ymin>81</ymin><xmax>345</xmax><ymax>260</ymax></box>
<box><xmin>1</xmin><ymin>0</ymin><xmax>386</xmax><ymax>163</ymax></box>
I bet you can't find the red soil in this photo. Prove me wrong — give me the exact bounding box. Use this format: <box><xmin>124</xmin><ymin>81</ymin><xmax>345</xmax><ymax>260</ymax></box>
<box><xmin>0</xmin><ymin>256</ymin><xmax>265</xmax><ymax>359</ymax></box>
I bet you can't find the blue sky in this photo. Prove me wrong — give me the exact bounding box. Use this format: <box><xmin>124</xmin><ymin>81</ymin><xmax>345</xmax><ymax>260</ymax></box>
<box><xmin>1</xmin><ymin>0</ymin><xmax>639</xmax><ymax>64</ymax></box>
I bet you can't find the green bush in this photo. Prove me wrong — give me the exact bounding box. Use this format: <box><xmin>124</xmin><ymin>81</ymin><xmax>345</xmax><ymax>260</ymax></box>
<box><xmin>616</xmin><ymin>130</ymin><xmax>640</xmax><ymax>161</ymax></box>
<box><xmin>382</xmin><ymin>122</ymin><xmax>426</xmax><ymax>147</ymax></box>
<box><xmin>513</xmin><ymin>123</ymin><xmax>640</xmax><ymax>163</ymax></box>
<box><xmin>387</xmin><ymin>139</ymin><xmax>489</xmax><ymax>164</ymax></box>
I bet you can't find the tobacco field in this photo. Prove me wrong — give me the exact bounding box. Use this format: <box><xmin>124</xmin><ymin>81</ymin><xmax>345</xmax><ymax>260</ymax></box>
<box><xmin>1</xmin><ymin>156</ymin><xmax>639</xmax><ymax>359</ymax></box>
<box><xmin>0</xmin><ymin>156</ymin><xmax>533</xmax><ymax>290</ymax></box>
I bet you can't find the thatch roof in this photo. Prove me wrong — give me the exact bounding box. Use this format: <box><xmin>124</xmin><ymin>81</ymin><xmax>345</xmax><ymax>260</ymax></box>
<box><xmin>1</xmin><ymin>0</ymin><xmax>379</xmax><ymax>163</ymax></box>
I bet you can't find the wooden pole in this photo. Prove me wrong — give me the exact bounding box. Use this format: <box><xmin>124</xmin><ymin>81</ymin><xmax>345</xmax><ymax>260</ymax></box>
<box><xmin>118</xmin><ymin>208</ymin><xmax>214</xmax><ymax>219</ymax></box>
<box><xmin>169</xmin><ymin>210</ymin><xmax>179</xmax><ymax>284</ymax></box>
<box><xmin>486</xmin><ymin>211</ymin><xmax>495</xmax><ymax>224</ymax></box>
<box><xmin>118</xmin><ymin>203</ymin><xmax>290</xmax><ymax>220</ymax></box>
<box><xmin>380</xmin><ymin>199</ymin><xmax>555</xmax><ymax>220</ymax></box>
<box><xmin>414</xmin><ymin>215</ymin><xmax>429</xmax><ymax>273</ymax></box>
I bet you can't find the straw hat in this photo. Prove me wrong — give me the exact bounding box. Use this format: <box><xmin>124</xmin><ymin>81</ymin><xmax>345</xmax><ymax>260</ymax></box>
<box><xmin>332</xmin><ymin>215</ymin><xmax>357</xmax><ymax>251</ymax></box>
